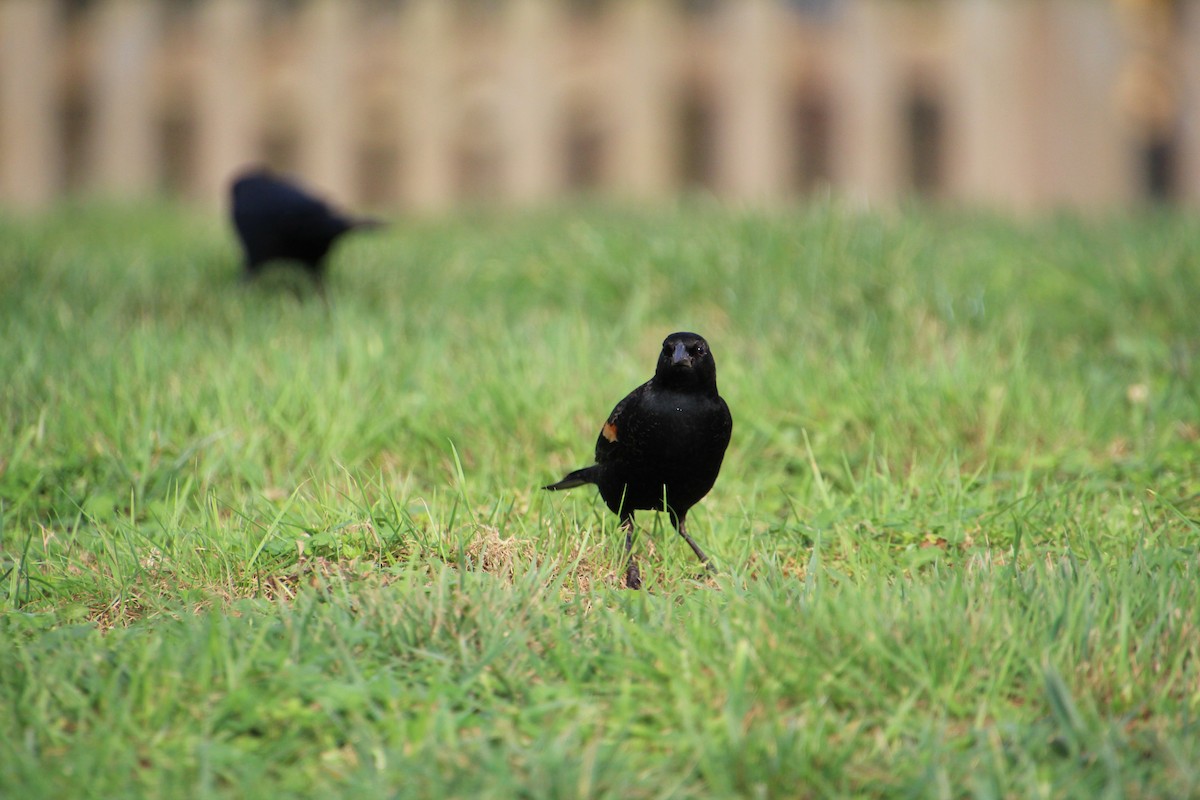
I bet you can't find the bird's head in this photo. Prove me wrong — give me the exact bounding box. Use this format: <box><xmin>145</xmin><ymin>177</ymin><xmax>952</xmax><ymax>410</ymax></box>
<box><xmin>654</xmin><ymin>332</ymin><xmax>719</xmax><ymax>394</ymax></box>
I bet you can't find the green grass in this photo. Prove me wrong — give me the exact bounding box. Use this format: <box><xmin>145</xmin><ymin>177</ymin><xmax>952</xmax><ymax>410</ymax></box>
<box><xmin>1</xmin><ymin>199</ymin><xmax>1198</xmax><ymax>798</ymax></box>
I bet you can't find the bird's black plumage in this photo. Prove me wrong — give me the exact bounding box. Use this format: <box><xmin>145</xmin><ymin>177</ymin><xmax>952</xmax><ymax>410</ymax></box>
<box><xmin>229</xmin><ymin>167</ymin><xmax>379</xmax><ymax>286</ymax></box>
<box><xmin>544</xmin><ymin>332</ymin><xmax>732</xmax><ymax>588</ymax></box>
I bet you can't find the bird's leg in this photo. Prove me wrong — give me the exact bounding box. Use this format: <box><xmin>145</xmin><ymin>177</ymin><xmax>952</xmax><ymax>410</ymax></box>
<box><xmin>674</xmin><ymin>515</ymin><xmax>713</xmax><ymax>573</ymax></box>
<box><xmin>620</xmin><ymin>513</ymin><xmax>642</xmax><ymax>590</ymax></box>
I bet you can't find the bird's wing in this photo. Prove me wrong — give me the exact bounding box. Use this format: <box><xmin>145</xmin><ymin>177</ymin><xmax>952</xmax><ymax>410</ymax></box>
<box><xmin>275</xmin><ymin>186</ymin><xmax>353</xmax><ymax>240</ymax></box>
<box><xmin>717</xmin><ymin>396</ymin><xmax>733</xmax><ymax>447</ymax></box>
<box><xmin>235</xmin><ymin>176</ymin><xmax>348</xmax><ymax>236</ymax></box>
<box><xmin>593</xmin><ymin>380</ymin><xmax>650</xmax><ymax>465</ymax></box>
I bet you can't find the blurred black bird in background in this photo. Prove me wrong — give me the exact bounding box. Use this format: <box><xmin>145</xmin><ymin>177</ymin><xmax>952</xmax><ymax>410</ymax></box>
<box><xmin>229</xmin><ymin>167</ymin><xmax>381</xmax><ymax>289</ymax></box>
<box><xmin>544</xmin><ymin>332</ymin><xmax>732</xmax><ymax>589</ymax></box>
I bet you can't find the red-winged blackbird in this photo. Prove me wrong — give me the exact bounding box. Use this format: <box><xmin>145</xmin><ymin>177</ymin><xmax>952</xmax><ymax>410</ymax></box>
<box><xmin>229</xmin><ymin>167</ymin><xmax>381</xmax><ymax>288</ymax></box>
<box><xmin>544</xmin><ymin>332</ymin><xmax>732</xmax><ymax>588</ymax></box>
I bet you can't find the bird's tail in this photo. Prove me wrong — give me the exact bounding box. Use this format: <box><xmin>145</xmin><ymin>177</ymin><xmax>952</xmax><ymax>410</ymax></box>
<box><xmin>543</xmin><ymin>466</ymin><xmax>600</xmax><ymax>492</ymax></box>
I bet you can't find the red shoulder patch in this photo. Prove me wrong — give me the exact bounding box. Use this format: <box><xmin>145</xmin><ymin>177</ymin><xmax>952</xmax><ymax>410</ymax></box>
<box><xmin>601</xmin><ymin>422</ymin><xmax>618</xmax><ymax>443</ymax></box>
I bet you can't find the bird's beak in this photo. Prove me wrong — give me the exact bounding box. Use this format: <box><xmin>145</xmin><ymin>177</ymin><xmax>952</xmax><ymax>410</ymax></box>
<box><xmin>670</xmin><ymin>341</ymin><xmax>692</xmax><ymax>367</ymax></box>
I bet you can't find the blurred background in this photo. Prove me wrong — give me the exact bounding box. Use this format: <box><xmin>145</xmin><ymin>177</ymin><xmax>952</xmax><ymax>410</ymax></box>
<box><xmin>0</xmin><ymin>0</ymin><xmax>1193</xmax><ymax>215</ymax></box>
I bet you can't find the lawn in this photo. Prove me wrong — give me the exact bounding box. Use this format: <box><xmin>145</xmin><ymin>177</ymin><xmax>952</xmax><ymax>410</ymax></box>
<box><xmin>1</xmin><ymin>200</ymin><xmax>1197</xmax><ymax>798</ymax></box>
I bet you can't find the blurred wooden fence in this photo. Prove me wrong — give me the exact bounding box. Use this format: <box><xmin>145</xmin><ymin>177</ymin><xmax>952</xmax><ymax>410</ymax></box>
<box><xmin>0</xmin><ymin>0</ymin><xmax>1196</xmax><ymax>213</ymax></box>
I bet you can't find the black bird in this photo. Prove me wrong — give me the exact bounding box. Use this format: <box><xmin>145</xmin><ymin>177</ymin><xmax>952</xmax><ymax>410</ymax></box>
<box><xmin>544</xmin><ymin>332</ymin><xmax>732</xmax><ymax>589</ymax></box>
<box><xmin>229</xmin><ymin>167</ymin><xmax>380</xmax><ymax>288</ymax></box>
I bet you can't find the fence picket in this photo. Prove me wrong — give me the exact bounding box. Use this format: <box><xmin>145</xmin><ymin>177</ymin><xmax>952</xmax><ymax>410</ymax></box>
<box><xmin>0</xmin><ymin>0</ymin><xmax>59</xmax><ymax>209</ymax></box>
<box><xmin>0</xmin><ymin>0</ymin><xmax>1190</xmax><ymax>212</ymax></box>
